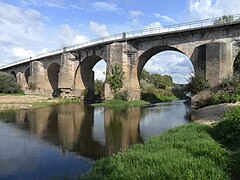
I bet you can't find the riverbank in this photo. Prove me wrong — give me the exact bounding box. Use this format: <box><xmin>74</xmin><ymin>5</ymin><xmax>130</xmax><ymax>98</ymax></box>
<box><xmin>87</xmin><ymin>122</ymin><xmax>239</xmax><ymax>179</ymax></box>
<box><xmin>0</xmin><ymin>95</ymin><xmax>81</xmax><ymax>111</ymax></box>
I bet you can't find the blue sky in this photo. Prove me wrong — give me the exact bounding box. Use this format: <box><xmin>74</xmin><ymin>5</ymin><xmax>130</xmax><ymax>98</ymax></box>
<box><xmin>1</xmin><ymin>0</ymin><xmax>240</xmax><ymax>83</ymax></box>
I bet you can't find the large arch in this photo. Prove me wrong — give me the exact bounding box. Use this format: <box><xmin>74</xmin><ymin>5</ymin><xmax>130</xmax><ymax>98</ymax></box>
<box><xmin>47</xmin><ymin>63</ymin><xmax>60</xmax><ymax>97</ymax></box>
<box><xmin>136</xmin><ymin>45</ymin><xmax>194</xmax><ymax>82</ymax></box>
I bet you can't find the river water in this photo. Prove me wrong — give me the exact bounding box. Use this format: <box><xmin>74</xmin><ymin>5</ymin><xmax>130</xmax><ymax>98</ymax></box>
<box><xmin>0</xmin><ymin>100</ymin><xmax>190</xmax><ymax>179</ymax></box>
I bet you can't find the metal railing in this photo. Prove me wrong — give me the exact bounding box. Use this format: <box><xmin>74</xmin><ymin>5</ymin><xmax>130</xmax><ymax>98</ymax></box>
<box><xmin>1</xmin><ymin>13</ymin><xmax>240</xmax><ymax>69</ymax></box>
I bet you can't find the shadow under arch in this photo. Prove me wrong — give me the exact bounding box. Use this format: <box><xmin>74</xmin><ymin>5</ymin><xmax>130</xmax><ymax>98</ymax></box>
<box><xmin>233</xmin><ymin>51</ymin><xmax>240</xmax><ymax>73</ymax></box>
<box><xmin>136</xmin><ymin>45</ymin><xmax>194</xmax><ymax>82</ymax></box>
<box><xmin>47</xmin><ymin>62</ymin><xmax>60</xmax><ymax>97</ymax></box>
<box><xmin>80</xmin><ymin>55</ymin><xmax>107</xmax><ymax>101</ymax></box>
<box><xmin>10</xmin><ymin>71</ymin><xmax>17</xmax><ymax>81</ymax></box>
<box><xmin>24</xmin><ymin>67</ymin><xmax>30</xmax><ymax>84</ymax></box>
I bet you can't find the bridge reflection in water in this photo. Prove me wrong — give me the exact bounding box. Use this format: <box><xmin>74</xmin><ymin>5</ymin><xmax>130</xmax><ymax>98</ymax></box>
<box><xmin>3</xmin><ymin>101</ymin><xmax>190</xmax><ymax>160</ymax></box>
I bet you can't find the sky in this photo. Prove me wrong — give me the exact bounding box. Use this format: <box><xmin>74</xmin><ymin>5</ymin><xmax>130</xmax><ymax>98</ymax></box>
<box><xmin>1</xmin><ymin>0</ymin><xmax>240</xmax><ymax>84</ymax></box>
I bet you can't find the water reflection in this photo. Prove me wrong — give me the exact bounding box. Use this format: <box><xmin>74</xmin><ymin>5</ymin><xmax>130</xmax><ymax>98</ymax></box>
<box><xmin>0</xmin><ymin>100</ymin><xmax>190</xmax><ymax>178</ymax></box>
<box><xmin>1</xmin><ymin>101</ymin><xmax>190</xmax><ymax>160</ymax></box>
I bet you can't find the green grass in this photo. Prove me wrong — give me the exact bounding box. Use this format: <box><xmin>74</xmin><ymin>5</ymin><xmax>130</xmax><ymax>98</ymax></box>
<box><xmin>141</xmin><ymin>92</ymin><xmax>177</xmax><ymax>103</ymax></box>
<box><xmin>87</xmin><ymin>123</ymin><xmax>232</xmax><ymax>179</ymax></box>
<box><xmin>92</xmin><ymin>99</ymin><xmax>150</xmax><ymax>108</ymax></box>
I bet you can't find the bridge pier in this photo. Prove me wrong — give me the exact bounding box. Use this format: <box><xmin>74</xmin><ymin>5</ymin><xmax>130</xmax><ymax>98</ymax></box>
<box><xmin>205</xmin><ymin>41</ymin><xmax>233</xmax><ymax>86</ymax></box>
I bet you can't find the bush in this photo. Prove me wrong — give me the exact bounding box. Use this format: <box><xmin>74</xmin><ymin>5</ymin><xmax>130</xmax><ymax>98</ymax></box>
<box><xmin>114</xmin><ymin>90</ymin><xmax>129</xmax><ymax>101</ymax></box>
<box><xmin>0</xmin><ymin>71</ymin><xmax>22</xmax><ymax>94</ymax></box>
<box><xmin>212</xmin><ymin>107</ymin><xmax>240</xmax><ymax>144</ymax></box>
<box><xmin>28</xmin><ymin>81</ymin><xmax>38</xmax><ymax>91</ymax></box>
<box><xmin>185</xmin><ymin>70</ymin><xmax>210</xmax><ymax>95</ymax></box>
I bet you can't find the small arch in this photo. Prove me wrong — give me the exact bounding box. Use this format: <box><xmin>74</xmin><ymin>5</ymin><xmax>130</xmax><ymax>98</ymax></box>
<box><xmin>47</xmin><ymin>63</ymin><xmax>60</xmax><ymax>97</ymax></box>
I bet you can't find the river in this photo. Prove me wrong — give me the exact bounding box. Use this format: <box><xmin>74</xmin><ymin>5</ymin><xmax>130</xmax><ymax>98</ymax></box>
<box><xmin>0</xmin><ymin>100</ymin><xmax>190</xmax><ymax>179</ymax></box>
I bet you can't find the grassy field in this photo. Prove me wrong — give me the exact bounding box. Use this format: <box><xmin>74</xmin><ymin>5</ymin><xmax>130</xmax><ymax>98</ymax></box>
<box><xmin>86</xmin><ymin>113</ymin><xmax>240</xmax><ymax>179</ymax></box>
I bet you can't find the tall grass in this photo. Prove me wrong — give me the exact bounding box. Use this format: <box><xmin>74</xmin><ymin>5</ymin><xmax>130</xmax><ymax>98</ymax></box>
<box><xmin>88</xmin><ymin>124</ymin><xmax>230</xmax><ymax>179</ymax></box>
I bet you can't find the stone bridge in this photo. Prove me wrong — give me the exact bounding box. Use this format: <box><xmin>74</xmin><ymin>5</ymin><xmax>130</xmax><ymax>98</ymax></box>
<box><xmin>1</xmin><ymin>16</ymin><xmax>240</xmax><ymax>100</ymax></box>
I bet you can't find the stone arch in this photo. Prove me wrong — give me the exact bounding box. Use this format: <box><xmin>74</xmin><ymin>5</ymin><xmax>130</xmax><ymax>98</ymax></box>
<box><xmin>134</xmin><ymin>45</ymin><xmax>194</xmax><ymax>82</ymax></box>
<box><xmin>24</xmin><ymin>67</ymin><xmax>30</xmax><ymax>84</ymax></box>
<box><xmin>80</xmin><ymin>55</ymin><xmax>107</xmax><ymax>90</ymax></box>
<box><xmin>47</xmin><ymin>62</ymin><xmax>60</xmax><ymax>97</ymax></box>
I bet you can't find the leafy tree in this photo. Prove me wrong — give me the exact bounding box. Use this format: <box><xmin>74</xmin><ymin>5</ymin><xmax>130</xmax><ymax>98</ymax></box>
<box><xmin>106</xmin><ymin>64</ymin><xmax>125</xmax><ymax>95</ymax></box>
<box><xmin>141</xmin><ymin>69</ymin><xmax>173</xmax><ymax>89</ymax></box>
<box><xmin>0</xmin><ymin>71</ymin><xmax>22</xmax><ymax>94</ymax></box>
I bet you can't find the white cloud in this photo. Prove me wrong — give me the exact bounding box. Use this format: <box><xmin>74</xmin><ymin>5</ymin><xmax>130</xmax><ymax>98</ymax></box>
<box><xmin>154</xmin><ymin>13</ymin><xmax>176</xmax><ymax>23</ymax></box>
<box><xmin>58</xmin><ymin>24</ymin><xmax>89</xmax><ymax>46</ymax></box>
<box><xmin>89</xmin><ymin>21</ymin><xmax>109</xmax><ymax>37</ymax></box>
<box><xmin>13</xmin><ymin>47</ymin><xmax>34</xmax><ymax>58</ymax></box>
<box><xmin>92</xmin><ymin>2</ymin><xmax>119</xmax><ymax>12</ymax></box>
<box><xmin>144</xmin><ymin>51</ymin><xmax>194</xmax><ymax>84</ymax></box>
<box><xmin>146</xmin><ymin>22</ymin><xmax>162</xmax><ymax>28</ymax></box>
<box><xmin>188</xmin><ymin>0</ymin><xmax>240</xmax><ymax>19</ymax></box>
<box><xmin>93</xmin><ymin>60</ymin><xmax>106</xmax><ymax>81</ymax></box>
<box><xmin>0</xmin><ymin>2</ymin><xmax>49</xmax><ymax>63</ymax></box>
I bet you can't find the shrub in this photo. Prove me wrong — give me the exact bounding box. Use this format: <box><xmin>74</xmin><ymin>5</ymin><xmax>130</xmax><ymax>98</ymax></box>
<box><xmin>0</xmin><ymin>71</ymin><xmax>22</xmax><ymax>94</ymax></box>
<box><xmin>212</xmin><ymin>107</ymin><xmax>240</xmax><ymax>144</ymax></box>
<box><xmin>114</xmin><ymin>90</ymin><xmax>129</xmax><ymax>101</ymax></box>
<box><xmin>219</xmin><ymin>73</ymin><xmax>240</xmax><ymax>94</ymax></box>
<box><xmin>106</xmin><ymin>64</ymin><xmax>124</xmax><ymax>95</ymax></box>
<box><xmin>28</xmin><ymin>81</ymin><xmax>38</xmax><ymax>91</ymax></box>
<box><xmin>185</xmin><ymin>70</ymin><xmax>210</xmax><ymax>95</ymax></box>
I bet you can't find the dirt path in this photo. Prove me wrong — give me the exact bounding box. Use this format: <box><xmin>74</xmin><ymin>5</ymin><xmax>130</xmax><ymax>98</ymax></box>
<box><xmin>0</xmin><ymin>95</ymin><xmax>49</xmax><ymax>111</ymax></box>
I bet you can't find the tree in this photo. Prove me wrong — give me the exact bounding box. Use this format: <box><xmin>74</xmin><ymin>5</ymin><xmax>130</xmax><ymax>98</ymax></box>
<box><xmin>0</xmin><ymin>71</ymin><xmax>22</xmax><ymax>94</ymax></box>
<box><xmin>106</xmin><ymin>64</ymin><xmax>125</xmax><ymax>95</ymax></box>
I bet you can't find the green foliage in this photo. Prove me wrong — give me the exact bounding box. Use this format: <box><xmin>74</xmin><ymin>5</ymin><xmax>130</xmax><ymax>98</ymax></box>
<box><xmin>141</xmin><ymin>69</ymin><xmax>173</xmax><ymax>89</ymax></box>
<box><xmin>140</xmin><ymin>69</ymin><xmax>178</xmax><ymax>103</ymax></box>
<box><xmin>114</xmin><ymin>90</ymin><xmax>129</xmax><ymax>101</ymax></box>
<box><xmin>219</xmin><ymin>73</ymin><xmax>240</xmax><ymax>94</ymax></box>
<box><xmin>185</xmin><ymin>70</ymin><xmax>210</xmax><ymax>95</ymax></box>
<box><xmin>212</xmin><ymin>107</ymin><xmax>240</xmax><ymax>145</ymax></box>
<box><xmin>94</xmin><ymin>80</ymin><xmax>104</xmax><ymax>100</ymax></box>
<box><xmin>0</xmin><ymin>71</ymin><xmax>22</xmax><ymax>94</ymax></box>
<box><xmin>92</xmin><ymin>99</ymin><xmax>149</xmax><ymax>108</ymax></box>
<box><xmin>28</xmin><ymin>81</ymin><xmax>38</xmax><ymax>91</ymax></box>
<box><xmin>214</xmin><ymin>15</ymin><xmax>234</xmax><ymax>25</ymax></box>
<box><xmin>88</xmin><ymin>124</ymin><xmax>230</xmax><ymax>179</ymax></box>
<box><xmin>106</xmin><ymin>64</ymin><xmax>124</xmax><ymax>95</ymax></box>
